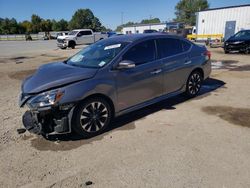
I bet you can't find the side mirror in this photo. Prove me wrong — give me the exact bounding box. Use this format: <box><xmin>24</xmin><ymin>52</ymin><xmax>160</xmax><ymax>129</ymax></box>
<box><xmin>117</xmin><ymin>60</ymin><xmax>135</xmax><ymax>70</ymax></box>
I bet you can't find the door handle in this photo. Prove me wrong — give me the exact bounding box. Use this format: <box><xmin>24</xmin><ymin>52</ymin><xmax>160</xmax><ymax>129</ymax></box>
<box><xmin>151</xmin><ymin>69</ymin><xmax>162</xmax><ymax>74</ymax></box>
<box><xmin>184</xmin><ymin>60</ymin><xmax>192</xmax><ymax>65</ymax></box>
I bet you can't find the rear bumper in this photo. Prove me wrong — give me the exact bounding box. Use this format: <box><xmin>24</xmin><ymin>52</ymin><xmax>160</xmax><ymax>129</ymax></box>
<box><xmin>203</xmin><ymin>60</ymin><xmax>211</xmax><ymax>80</ymax></box>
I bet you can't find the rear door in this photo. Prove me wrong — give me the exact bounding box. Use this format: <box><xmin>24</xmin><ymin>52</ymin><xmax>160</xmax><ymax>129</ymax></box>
<box><xmin>115</xmin><ymin>40</ymin><xmax>164</xmax><ymax>111</ymax></box>
<box><xmin>157</xmin><ymin>38</ymin><xmax>192</xmax><ymax>94</ymax></box>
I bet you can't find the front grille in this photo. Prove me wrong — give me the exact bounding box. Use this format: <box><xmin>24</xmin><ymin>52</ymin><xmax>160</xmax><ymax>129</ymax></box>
<box><xmin>57</xmin><ymin>39</ymin><xmax>64</xmax><ymax>43</ymax></box>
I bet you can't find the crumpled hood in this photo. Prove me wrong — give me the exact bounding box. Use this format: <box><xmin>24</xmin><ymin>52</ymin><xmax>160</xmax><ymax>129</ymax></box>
<box><xmin>22</xmin><ymin>62</ymin><xmax>98</xmax><ymax>94</ymax></box>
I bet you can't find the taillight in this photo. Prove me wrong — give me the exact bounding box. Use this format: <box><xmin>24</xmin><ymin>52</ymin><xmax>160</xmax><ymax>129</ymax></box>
<box><xmin>204</xmin><ymin>50</ymin><xmax>211</xmax><ymax>60</ymax></box>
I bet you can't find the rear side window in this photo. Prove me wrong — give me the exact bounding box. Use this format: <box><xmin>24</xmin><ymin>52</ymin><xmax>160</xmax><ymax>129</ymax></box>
<box><xmin>182</xmin><ymin>40</ymin><xmax>191</xmax><ymax>51</ymax></box>
<box><xmin>123</xmin><ymin>40</ymin><xmax>156</xmax><ymax>65</ymax></box>
<box><xmin>157</xmin><ymin>38</ymin><xmax>183</xmax><ymax>58</ymax></box>
<box><xmin>78</xmin><ymin>30</ymin><xmax>92</xmax><ymax>36</ymax></box>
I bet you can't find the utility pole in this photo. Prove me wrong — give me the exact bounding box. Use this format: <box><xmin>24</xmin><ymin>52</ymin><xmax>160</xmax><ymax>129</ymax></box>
<box><xmin>149</xmin><ymin>15</ymin><xmax>152</xmax><ymax>29</ymax></box>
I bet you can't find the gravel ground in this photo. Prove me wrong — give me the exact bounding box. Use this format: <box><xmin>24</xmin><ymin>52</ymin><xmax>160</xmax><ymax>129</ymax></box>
<box><xmin>0</xmin><ymin>43</ymin><xmax>249</xmax><ymax>188</ymax></box>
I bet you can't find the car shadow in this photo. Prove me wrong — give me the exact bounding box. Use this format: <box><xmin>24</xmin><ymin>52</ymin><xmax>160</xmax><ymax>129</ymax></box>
<box><xmin>46</xmin><ymin>78</ymin><xmax>225</xmax><ymax>141</ymax></box>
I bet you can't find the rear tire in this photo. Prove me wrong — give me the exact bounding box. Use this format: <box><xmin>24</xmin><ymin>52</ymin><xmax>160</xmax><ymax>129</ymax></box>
<box><xmin>185</xmin><ymin>71</ymin><xmax>203</xmax><ymax>98</ymax></box>
<box><xmin>72</xmin><ymin>97</ymin><xmax>112</xmax><ymax>138</ymax></box>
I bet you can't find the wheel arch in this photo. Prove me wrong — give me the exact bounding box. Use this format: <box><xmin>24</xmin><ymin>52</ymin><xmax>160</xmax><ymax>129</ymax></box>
<box><xmin>79</xmin><ymin>93</ymin><xmax>115</xmax><ymax>118</ymax></box>
<box><xmin>68</xmin><ymin>40</ymin><xmax>76</xmax><ymax>47</ymax></box>
<box><xmin>190</xmin><ymin>67</ymin><xmax>204</xmax><ymax>79</ymax></box>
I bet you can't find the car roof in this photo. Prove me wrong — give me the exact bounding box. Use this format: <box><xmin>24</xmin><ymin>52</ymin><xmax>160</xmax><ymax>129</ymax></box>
<box><xmin>104</xmin><ymin>33</ymin><xmax>183</xmax><ymax>43</ymax></box>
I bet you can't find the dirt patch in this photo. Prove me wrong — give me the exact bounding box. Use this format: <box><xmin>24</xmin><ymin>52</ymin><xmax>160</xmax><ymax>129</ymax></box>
<box><xmin>40</xmin><ymin>54</ymin><xmax>58</xmax><ymax>57</ymax></box>
<box><xmin>8</xmin><ymin>69</ymin><xmax>36</xmax><ymax>80</ymax></box>
<box><xmin>230</xmin><ymin>65</ymin><xmax>250</xmax><ymax>72</ymax></box>
<box><xmin>10</xmin><ymin>56</ymin><xmax>31</xmax><ymax>61</ymax></box>
<box><xmin>30</xmin><ymin>121</ymin><xmax>136</xmax><ymax>151</ymax></box>
<box><xmin>0</xmin><ymin>56</ymin><xmax>34</xmax><ymax>64</ymax></box>
<box><xmin>51</xmin><ymin>57</ymin><xmax>67</xmax><ymax>62</ymax></box>
<box><xmin>30</xmin><ymin>136</ymin><xmax>91</xmax><ymax>151</ymax></box>
<box><xmin>0</xmin><ymin>58</ymin><xmax>11</xmax><ymax>64</ymax></box>
<box><xmin>211</xmin><ymin>60</ymin><xmax>238</xmax><ymax>70</ymax></box>
<box><xmin>202</xmin><ymin>106</ymin><xmax>250</xmax><ymax>128</ymax></box>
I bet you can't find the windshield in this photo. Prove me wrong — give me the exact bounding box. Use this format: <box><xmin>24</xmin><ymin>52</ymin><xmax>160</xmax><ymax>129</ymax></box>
<box><xmin>233</xmin><ymin>30</ymin><xmax>250</xmax><ymax>39</ymax></box>
<box><xmin>68</xmin><ymin>31</ymin><xmax>78</xmax><ymax>36</ymax></box>
<box><xmin>66</xmin><ymin>40</ymin><xmax>129</xmax><ymax>68</ymax></box>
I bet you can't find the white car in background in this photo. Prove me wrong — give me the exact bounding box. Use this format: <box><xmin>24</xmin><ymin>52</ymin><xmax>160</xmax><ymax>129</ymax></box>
<box><xmin>57</xmin><ymin>29</ymin><xmax>108</xmax><ymax>49</ymax></box>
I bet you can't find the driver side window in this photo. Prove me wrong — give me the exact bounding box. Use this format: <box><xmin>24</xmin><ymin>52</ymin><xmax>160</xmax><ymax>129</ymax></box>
<box><xmin>77</xmin><ymin>31</ymin><xmax>83</xmax><ymax>37</ymax></box>
<box><xmin>123</xmin><ymin>40</ymin><xmax>156</xmax><ymax>65</ymax></box>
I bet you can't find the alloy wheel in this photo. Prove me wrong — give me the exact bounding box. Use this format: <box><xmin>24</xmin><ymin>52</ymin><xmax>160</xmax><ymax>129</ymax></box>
<box><xmin>188</xmin><ymin>73</ymin><xmax>202</xmax><ymax>95</ymax></box>
<box><xmin>80</xmin><ymin>102</ymin><xmax>109</xmax><ymax>133</ymax></box>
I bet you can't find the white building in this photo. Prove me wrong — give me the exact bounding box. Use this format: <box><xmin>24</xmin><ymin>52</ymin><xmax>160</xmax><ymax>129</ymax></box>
<box><xmin>122</xmin><ymin>23</ymin><xmax>166</xmax><ymax>34</ymax></box>
<box><xmin>196</xmin><ymin>4</ymin><xmax>250</xmax><ymax>40</ymax></box>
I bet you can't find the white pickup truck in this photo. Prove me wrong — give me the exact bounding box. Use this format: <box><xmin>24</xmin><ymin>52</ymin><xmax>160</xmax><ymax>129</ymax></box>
<box><xmin>57</xmin><ymin>29</ymin><xmax>108</xmax><ymax>49</ymax></box>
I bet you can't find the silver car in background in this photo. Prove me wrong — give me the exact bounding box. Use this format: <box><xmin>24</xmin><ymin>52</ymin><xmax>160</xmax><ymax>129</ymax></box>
<box><xmin>19</xmin><ymin>33</ymin><xmax>211</xmax><ymax>138</ymax></box>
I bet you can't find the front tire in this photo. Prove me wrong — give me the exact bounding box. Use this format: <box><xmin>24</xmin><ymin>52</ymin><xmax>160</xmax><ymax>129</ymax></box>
<box><xmin>72</xmin><ymin>97</ymin><xmax>112</xmax><ymax>138</ymax></box>
<box><xmin>244</xmin><ymin>46</ymin><xmax>250</xmax><ymax>54</ymax></box>
<box><xmin>185</xmin><ymin>71</ymin><xmax>203</xmax><ymax>98</ymax></box>
<box><xmin>68</xmin><ymin>41</ymin><xmax>76</xmax><ymax>49</ymax></box>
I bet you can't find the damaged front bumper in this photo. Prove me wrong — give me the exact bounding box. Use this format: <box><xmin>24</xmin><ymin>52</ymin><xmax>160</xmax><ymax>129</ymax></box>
<box><xmin>19</xmin><ymin>88</ymin><xmax>77</xmax><ymax>135</ymax></box>
<box><xmin>19</xmin><ymin>92</ymin><xmax>76</xmax><ymax>135</ymax></box>
<box><xmin>22</xmin><ymin>105</ymin><xmax>75</xmax><ymax>135</ymax></box>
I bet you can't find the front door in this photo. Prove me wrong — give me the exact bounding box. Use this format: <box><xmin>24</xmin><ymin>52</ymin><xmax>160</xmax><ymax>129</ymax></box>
<box><xmin>76</xmin><ymin>30</ymin><xmax>94</xmax><ymax>44</ymax></box>
<box><xmin>225</xmin><ymin>21</ymin><xmax>236</xmax><ymax>40</ymax></box>
<box><xmin>115</xmin><ymin>40</ymin><xmax>163</xmax><ymax>111</ymax></box>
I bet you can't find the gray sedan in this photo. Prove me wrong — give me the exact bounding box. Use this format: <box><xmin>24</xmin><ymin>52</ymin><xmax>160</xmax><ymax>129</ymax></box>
<box><xmin>19</xmin><ymin>33</ymin><xmax>211</xmax><ymax>138</ymax></box>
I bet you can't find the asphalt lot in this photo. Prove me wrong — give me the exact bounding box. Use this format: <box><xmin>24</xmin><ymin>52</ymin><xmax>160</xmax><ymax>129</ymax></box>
<box><xmin>0</xmin><ymin>40</ymin><xmax>86</xmax><ymax>57</ymax></box>
<box><xmin>0</xmin><ymin>41</ymin><xmax>249</xmax><ymax>187</ymax></box>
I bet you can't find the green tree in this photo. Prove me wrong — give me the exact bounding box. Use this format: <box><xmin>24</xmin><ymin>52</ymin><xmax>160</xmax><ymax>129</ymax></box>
<box><xmin>141</xmin><ymin>18</ymin><xmax>161</xmax><ymax>24</ymax></box>
<box><xmin>52</xmin><ymin>19</ymin><xmax>68</xmax><ymax>31</ymax></box>
<box><xmin>40</xmin><ymin>19</ymin><xmax>52</xmax><ymax>32</ymax></box>
<box><xmin>115</xmin><ymin>21</ymin><xmax>135</xmax><ymax>32</ymax></box>
<box><xmin>31</xmin><ymin>14</ymin><xmax>42</xmax><ymax>33</ymax></box>
<box><xmin>0</xmin><ymin>18</ymin><xmax>10</xmax><ymax>34</ymax></box>
<box><xmin>115</xmin><ymin>18</ymin><xmax>161</xmax><ymax>32</ymax></box>
<box><xmin>0</xmin><ymin>18</ymin><xmax>19</xmax><ymax>34</ymax></box>
<box><xmin>0</xmin><ymin>18</ymin><xmax>3</xmax><ymax>34</ymax></box>
<box><xmin>57</xmin><ymin>19</ymin><xmax>68</xmax><ymax>31</ymax></box>
<box><xmin>69</xmin><ymin>9</ymin><xmax>103</xmax><ymax>31</ymax></box>
<box><xmin>20</xmin><ymin>20</ymin><xmax>32</xmax><ymax>34</ymax></box>
<box><xmin>175</xmin><ymin>0</ymin><xmax>209</xmax><ymax>25</ymax></box>
<box><xmin>9</xmin><ymin>18</ymin><xmax>19</xmax><ymax>34</ymax></box>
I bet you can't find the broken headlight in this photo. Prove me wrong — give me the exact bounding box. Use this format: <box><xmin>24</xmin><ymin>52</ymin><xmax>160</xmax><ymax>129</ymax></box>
<box><xmin>27</xmin><ymin>90</ymin><xmax>64</xmax><ymax>109</ymax></box>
